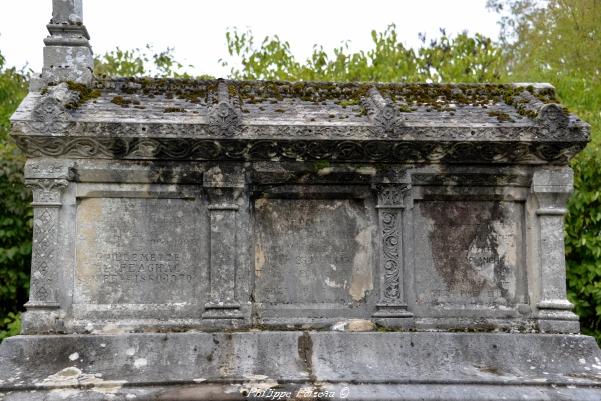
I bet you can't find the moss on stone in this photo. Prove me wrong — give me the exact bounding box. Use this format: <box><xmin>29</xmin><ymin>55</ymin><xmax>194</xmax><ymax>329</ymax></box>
<box><xmin>313</xmin><ymin>160</ymin><xmax>331</xmax><ymax>171</ymax></box>
<box><xmin>65</xmin><ymin>81</ymin><xmax>101</xmax><ymax>109</ymax></box>
<box><xmin>111</xmin><ymin>96</ymin><xmax>130</xmax><ymax>108</ymax></box>
<box><xmin>163</xmin><ymin>107</ymin><xmax>186</xmax><ymax>113</ymax></box>
<box><xmin>85</xmin><ymin>78</ymin><xmax>564</xmax><ymax>121</ymax></box>
<box><xmin>488</xmin><ymin>110</ymin><xmax>515</xmax><ymax>122</ymax></box>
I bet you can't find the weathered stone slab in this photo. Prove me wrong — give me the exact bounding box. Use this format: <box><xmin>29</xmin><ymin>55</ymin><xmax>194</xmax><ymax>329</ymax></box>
<box><xmin>1</xmin><ymin>332</ymin><xmax>600</xmax><ymax>400</ymax></box>
<box><xmin>74</xmin><ymin>197</ymin><xmax>207</xmax><ymax>319</ymax></box>
<box><xmin>254</xmin><ymin>198</ymin><xmax>376</xmax><ymax>321</ymax></box>
<box><xmin>413</xmin><ymin>200</ymin><xmax>525</xmax><ymax>311</ymax></box>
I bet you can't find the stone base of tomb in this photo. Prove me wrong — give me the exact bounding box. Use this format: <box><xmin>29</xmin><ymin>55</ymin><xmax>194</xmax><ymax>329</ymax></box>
<box><xmin>1</xmin><ymin>331</ymin><xmax>600</xmax><ymax>400</ymax></box>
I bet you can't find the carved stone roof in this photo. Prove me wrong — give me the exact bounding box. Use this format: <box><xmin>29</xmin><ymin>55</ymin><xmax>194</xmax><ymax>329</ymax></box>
<box><xmin>10</xmin><ymin>78</ymin><xmax>590</xmax><ymax>164</ymax></box>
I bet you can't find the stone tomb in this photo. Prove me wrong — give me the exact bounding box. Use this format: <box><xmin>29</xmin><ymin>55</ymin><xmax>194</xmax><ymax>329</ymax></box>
<box><xmin>1</xmin><ymin>1</ymin><xmax>601</xmax><ymax>399</ymax></box>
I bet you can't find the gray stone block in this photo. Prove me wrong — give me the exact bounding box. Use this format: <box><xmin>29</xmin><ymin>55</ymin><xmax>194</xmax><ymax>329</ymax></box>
<box><xmin>1</xmin><ymin>332</ymin><xmax>600</xmax><ymax>400</ymax></box>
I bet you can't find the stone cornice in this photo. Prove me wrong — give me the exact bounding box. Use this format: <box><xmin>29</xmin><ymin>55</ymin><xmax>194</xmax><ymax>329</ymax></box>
<box><xmin>10</xmin><ymin>79</ymin><xmax>590</xmax><ymax>164</ymax></box>
<box><xmin>12</xmin><ymin>135</ymin><xmax>585</xmax><ymax>164</ymax></box>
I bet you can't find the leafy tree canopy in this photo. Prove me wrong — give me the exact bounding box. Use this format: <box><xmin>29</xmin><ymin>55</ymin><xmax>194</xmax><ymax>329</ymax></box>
<box><xmin>222</xmin><ymin>25</ymin><xmax>505</xmax><ymax>83</ymax></box>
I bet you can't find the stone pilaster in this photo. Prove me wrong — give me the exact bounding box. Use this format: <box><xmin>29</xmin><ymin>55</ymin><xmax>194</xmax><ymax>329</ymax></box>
<box><xmin>372</xmin><ymin>183</ymin><xmax>413</xmax><ymax>321</ymax></box>
<box><xmin>21</xmin><ymin>160</ymin><xmax>72</xmax><ymax>333</ymax></box>
<box><xmin>41</xmin><ymin>0</ymin><xmax>93</xmax><ymax>85</ymax></box>
<box><xmin>202</xmin><ymin>168</ymin><xmax>245</xmax><ymax>319</ymax></box>
<box><xmin>531</xmin><ymin>167</ymin><xmax>580</xmax><ymax>333</ymax></box>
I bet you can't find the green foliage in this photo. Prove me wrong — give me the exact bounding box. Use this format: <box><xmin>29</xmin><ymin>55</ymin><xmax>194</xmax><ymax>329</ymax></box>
<box><xmin>489</xmin><ymin>0</ymin><xmax>601</xmax><ymax>77</ymax></box>
<box><xmin>566</xmin><ymin>146</ymin><xmax>601</xmax><ymax>339</ymax></box>
<box><xmin>0</xmin><ymin>51</ymin><xmax>30</xmax><ymax>342</ymax></box>
<box><xmin>94</xmin><ymin>45</ymin><xmax>199</xmax><ymax>78</ymax></box>
<box><xmin>222</xmin><ymin>25</ymin><xmax>505</xmax><ymax>83</ymax></box>
<box><xmin>0</xmin><ymin>312</ymin><xmax>21</xmax><ymax>340</ymax></box>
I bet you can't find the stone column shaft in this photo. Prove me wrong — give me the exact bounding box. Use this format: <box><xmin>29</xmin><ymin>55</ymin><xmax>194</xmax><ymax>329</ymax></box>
<box><xmin>202</xmin><ymin>169</ymin><xmax>245</xmax><ymax>319</ymax></box>
<box><xmin>372</xmin><ymin>184</ymin><xmax>413</xmax><ymax>318</ymax></box>
<box><xmin>531</xmin><ymin>168</ymin><xmax>579</xmax><ymax>333</ymax></box>
<box><xmin>21</xmin><ymin>160</ymin><xmax>72</xmax><ymax>333</ymax></box>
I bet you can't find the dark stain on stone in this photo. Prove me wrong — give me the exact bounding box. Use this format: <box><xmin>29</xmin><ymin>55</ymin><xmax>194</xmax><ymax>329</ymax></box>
<box><xmin>297</xmin><ymin>332</ymin><xmax>314</xmax><ymax>379</ymax></box>
<box><xmin>423</xmin><ymin>201</ymin><xmax>511</xmax><ymax>299</ymax></box>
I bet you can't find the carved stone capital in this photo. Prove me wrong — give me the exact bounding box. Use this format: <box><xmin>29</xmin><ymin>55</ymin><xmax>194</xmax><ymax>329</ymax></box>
<box><xmin>374</xmin><ymin>184</ymin><xmax>411</xmax><ymax>208</ymax></box>
<box><xmin>203</xmin><ymin>167</ymin><xmax>245</xmax><ymax>207</ymax></box>
<box><xmin>531</xmin><ymin>167</ymin><xmax>573</xmax><ymax>213</ymax></box>
<box><xmin>25</xmin><ymin>178</ymin><xmax>69</xmax><ymax>205</ymax></box>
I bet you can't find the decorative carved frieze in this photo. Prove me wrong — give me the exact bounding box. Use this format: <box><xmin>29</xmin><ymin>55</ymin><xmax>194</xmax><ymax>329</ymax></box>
<box><xmin>12</xmin><ymin>135</ymin><xmax>586</xmax><ymax>165</ymax></box>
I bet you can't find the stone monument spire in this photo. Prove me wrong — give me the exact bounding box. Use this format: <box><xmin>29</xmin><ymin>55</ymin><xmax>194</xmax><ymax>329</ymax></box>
<box><xmin>41</xmin><ymin>0</ymin><xmax>93</xmax><ymax>84</ymax></box>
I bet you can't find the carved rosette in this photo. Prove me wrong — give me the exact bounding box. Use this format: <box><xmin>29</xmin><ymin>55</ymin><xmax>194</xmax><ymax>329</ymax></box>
<box><xmin>373</xmin><ymin>184</ymin><xmax>412</xmax><ymax>318</ymax></box>
<box><xmin>24</xmin><ymin>178</ymin><xmax>68</xmax><ymax>308</ymax></box>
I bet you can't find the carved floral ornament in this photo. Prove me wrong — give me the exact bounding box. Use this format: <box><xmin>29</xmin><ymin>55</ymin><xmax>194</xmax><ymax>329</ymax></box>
<box><xmin>207</xmin><ymin>101</ymin><xmax>242</xmax><ymax>137</ymax></box>
<box><xmin>381</xmin><ymin>210</ymin><xmax>401</xmax><ymax>301</ymax></box>
<box><xmin>25</xmin><ymin>178</ymin><xmax>68</xmax><ymax>204</ymax></box>
<box><xmin>373</xmin><ymin>103</ymin><xmax>403</xmax><ymax>136</ymax></box>
<box><xmin>28</xmin><ymin>96</ymin><xmax>72</xmax><ymax>134</ymax></box>
<box><xmin>375</xmin><ymin>184</ymin><xmax>410</xmax><ymax>207</ymax></box>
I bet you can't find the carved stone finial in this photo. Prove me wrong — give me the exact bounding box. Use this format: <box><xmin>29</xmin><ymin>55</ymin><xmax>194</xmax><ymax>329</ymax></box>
<box><xmin>28</xmin><ymin>83</ymin><xmax>75</xmax><ymax>133</ymax></box>
<box><xmin>207</xmin><ymin>80</ymin><xmax>242</xmax><ymax>137</ymax></box>
<box><xmin>537</xmin><ymin>103</ymin><xmax>570</xmax><ymax>132</ymax></box>
<box><xmin>41</xmin><ymin>0</ymin><xmax>93</xmax><ymax>85</ymax></box>
<box><xmin>362</xmin><ymin>87</ymin><xmax>404</xmax><ymax>136</ymax></box>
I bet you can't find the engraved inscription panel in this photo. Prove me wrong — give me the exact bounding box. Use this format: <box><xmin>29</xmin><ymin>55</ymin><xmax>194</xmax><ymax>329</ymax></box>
<box><xmin>254</xmin><ymin>199</ymin><xmax>375</xmax><ymax>305</ymax></box>
<box><xmin>414</xmin><ymin>201</ymin><xmax>524</xmax><ymax>308</ymax></box>
<box><xmin>75</xmin><ymin>198</ymin><xmax>206</xmax><ymax>305</ymax></box>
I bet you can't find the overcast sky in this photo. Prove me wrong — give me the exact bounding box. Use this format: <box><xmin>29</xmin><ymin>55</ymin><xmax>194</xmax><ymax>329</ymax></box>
<box><xmin>0</xmin><ymin>0</ymin><xmax>501</xmax><ymax>77</ymax></box>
